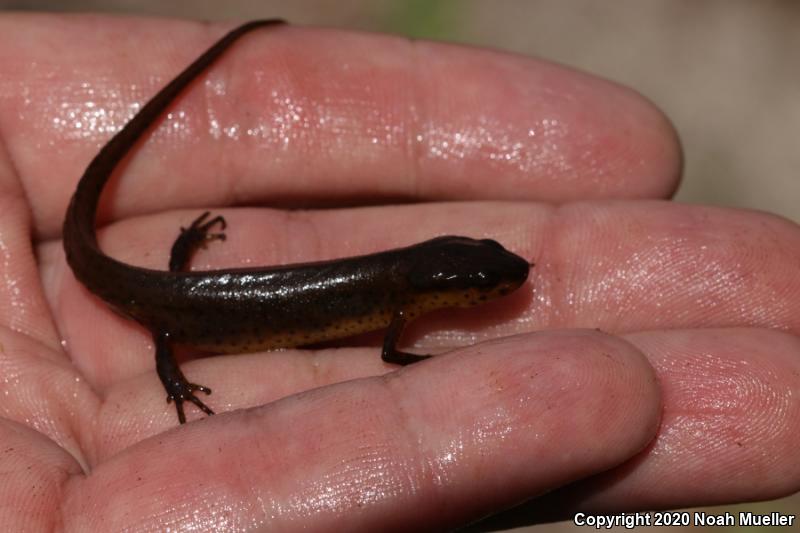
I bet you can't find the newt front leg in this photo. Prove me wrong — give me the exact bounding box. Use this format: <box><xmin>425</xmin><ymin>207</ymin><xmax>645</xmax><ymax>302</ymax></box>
<box><xmin>381</xmin><ymin>309</ymin><xmax>432</xmax><ymax>365</ymax></box>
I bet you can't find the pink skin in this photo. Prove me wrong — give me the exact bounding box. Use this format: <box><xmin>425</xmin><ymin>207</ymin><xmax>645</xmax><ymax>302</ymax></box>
<box><xmin>0</xmin><ymin>13</ymin><xmax>797</xmax><ymax>531</ymax></box>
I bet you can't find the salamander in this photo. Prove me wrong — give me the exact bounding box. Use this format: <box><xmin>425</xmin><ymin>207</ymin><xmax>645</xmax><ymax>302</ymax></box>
<box><xmin>62</xmin><ymin>19</ymin><xmax>531</xmax><ymax>424</ymax></box>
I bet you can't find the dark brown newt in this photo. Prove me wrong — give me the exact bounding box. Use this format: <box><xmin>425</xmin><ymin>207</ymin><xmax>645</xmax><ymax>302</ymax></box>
<box><xmin>62</xmin><ymin>19</ymin><xmax>531</xmax><ymax>424</ymax></box>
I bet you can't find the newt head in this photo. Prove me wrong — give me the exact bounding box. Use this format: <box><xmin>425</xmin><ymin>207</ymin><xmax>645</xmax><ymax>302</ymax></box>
<box><xmin>403</xmin><ymin>236</ymin><xmax>531</xmax><ymax>309</ymax></box>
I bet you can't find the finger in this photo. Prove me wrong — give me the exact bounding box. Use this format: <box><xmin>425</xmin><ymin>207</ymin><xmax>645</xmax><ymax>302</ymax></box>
<box><xmin>608</xmin><ymin>328</ymin><xmax>800</xmax><ymax>508</ymax></box>
<box><xmin>0</xmin><ymin>418</ymin><xmax>83</xmax><ymax>530</ymax></box>
<box><xmin>62</xmin><ymin>331</ymin><xmax>661</xmax><ymax>531</ymax></box>
<box><xmin>0</xmin><ymin>134</ymin><xmax>61</xmax><ymax>350</ymax></box>
<box><xmin>0</xmin><ymin>15</ymin><xmax>680</xmax><ymax>237</ymax></box>
<box><xmin>475</xmin><ymin>328</ymin><xmax>800</xmax><ymax>527</ymax></box>
<box><xmin>42</xmin><ymin>200</ymin><xmax>800</xmax><ymax>397</ymax></box>
<box><xmin>538</xmin><ymin>202</ymin><xmax>800</xmax><ymax>335</ymax></box>
<box><xmin>0</xmin><ymin>326</ymin><xmax>97</xmax><ymax>461</ymax></box>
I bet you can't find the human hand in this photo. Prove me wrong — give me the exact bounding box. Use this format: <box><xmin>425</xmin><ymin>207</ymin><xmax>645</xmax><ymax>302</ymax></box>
<box><xmin>1</xmin><ymin>15</ymin><xmax>798</xmax><ymax>531</ymax></box>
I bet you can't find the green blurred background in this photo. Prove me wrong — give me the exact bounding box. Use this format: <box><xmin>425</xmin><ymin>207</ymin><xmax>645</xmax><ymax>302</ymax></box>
<box><xmin>2</xmin><ymin>0</ymin><xmax>797</xmax><ymax>530</ymax></box>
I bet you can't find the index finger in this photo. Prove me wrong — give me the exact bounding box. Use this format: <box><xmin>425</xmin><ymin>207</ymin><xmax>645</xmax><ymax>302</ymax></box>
<box><xmin>0</xmin><ymin>15</ymin><xmax>681</xmax><ymax>237</ymax></box>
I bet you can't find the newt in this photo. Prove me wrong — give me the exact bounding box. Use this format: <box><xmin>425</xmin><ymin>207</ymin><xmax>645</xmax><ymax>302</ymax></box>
<box><xmin>62</xmin><ymin>19</ymin><xmax>531</xmax><ymax>424</ymax></box>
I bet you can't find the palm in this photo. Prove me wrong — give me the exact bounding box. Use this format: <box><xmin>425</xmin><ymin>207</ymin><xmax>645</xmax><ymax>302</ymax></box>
<box><xmin>0</xmin><ymin>14</ymin><xmax>797</xmax><ymax>531</ymax></box>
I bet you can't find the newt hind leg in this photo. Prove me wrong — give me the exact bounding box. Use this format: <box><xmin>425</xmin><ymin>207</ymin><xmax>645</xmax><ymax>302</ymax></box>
<box><xmin>155</xmin><ymin>332</ymin><xmax>214</xmax><ymax>424</ymax></box>
<box><xmin>158</xmin><ymin>211</ymin><xmax>227</xmax><ymax>423</ymax></box>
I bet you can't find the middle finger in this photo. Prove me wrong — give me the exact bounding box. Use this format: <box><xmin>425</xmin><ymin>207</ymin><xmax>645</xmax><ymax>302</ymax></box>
<box><xmin>46</xmin><ymin>199</ymin><xmax>800</xmax><ymax>378</ymax></box>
